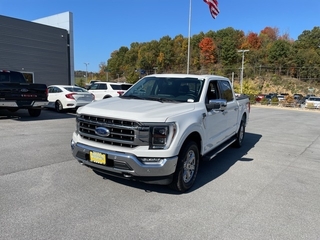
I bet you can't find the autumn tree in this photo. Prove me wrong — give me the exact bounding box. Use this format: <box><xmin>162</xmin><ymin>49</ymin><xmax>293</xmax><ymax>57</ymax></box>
<box><xmin>173</xmin><ymin>34</ymin><xmax>188</xmax><ymax>72</ymax></box>
<box><xmin>246</xmin><ymin>32</ymin><xmax>262</xmax><ymax>50</ymax></box>
<box><xmin>199</xmin><ymin>37</ymin><xmax>216</xmax><ymax>70</ymax></box>
<box><xmin>158</xmin><ymin>36</ymin><xmax>174</xmax><ymax>72</ymax></box>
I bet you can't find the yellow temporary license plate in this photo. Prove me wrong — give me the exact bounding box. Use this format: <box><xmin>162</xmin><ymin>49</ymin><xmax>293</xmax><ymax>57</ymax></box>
<box><xmin>89</xmin><ymin>151</ymin><xmax>106</xmax><ymax>165</ymax></box>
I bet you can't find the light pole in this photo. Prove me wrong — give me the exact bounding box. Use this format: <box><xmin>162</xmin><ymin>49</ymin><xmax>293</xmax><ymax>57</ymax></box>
<box><xmin>237</xmin><ymin>50</ymin><xmax>249</xmax><ymax>94</ymax></box>
<box><xmin>153</xmin><ymin>67</ymin><xmax>158</xmax><ymax>74</ymax></box>
<box><xmin>84</xmin><ymin>62</ymin><xmax>89</xmax><ymax>83</ymax></box>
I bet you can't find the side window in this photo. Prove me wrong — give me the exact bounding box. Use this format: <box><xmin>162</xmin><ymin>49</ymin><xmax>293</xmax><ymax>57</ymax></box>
<box><xmin>48</xmin><ymin>87</ymin><xmax>54</xmax><ymax>93</ymax></box>
<box><xmin>98</xmin><ymin>84</ymin><xmax>107</xmax><ymax>90</ymax></box>
<box><xmin>219</xmin><ymin>80</ymin><xmax>234</xmax><ymax>102</ymax></box>
<box><xmin>206</xmin><ymin>81</ymin><xmax>219</xmax><ymax>102</ymax></box>
<box><xmin>89</xmin><ymin>84</ymin><xmax>98</xmax><ymax>90</ymax></box>
<box><xmin>53</xmin><ymin>87</ymin><xmax>62</xmax><ymax>93</ymax></box>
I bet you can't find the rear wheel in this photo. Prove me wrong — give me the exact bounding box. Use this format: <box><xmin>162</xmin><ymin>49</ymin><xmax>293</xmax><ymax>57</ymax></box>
<box><xmin>169</xmin><ymin>141</ymin><xmax>199</xmax><ymax>192</ymax></box>
<box><xmin>28</xmin><ymin>108</ymin><xmax>41</xmax><ymax>117</ymax></box>
<box><xmin>55</xmin><ymin>100</ymin><xmax>63</xmax><ymax>112</ymax></box>
<box><xmin>233</xmin><ymin>118</ymin><xmax>245</xmax><ymax>148</ymax></box>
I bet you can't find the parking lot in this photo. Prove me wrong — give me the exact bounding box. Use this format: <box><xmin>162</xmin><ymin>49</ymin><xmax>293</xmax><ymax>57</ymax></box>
<box><xmin>1</xmin><ymin>107</ymin><xmax>320</xmax><ymax>240</ymax></box>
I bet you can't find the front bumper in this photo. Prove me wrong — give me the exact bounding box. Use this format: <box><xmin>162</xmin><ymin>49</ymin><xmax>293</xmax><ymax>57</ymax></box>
<box><xmin>71</xmin><ymin>141</ymin><xmax>178</xmax><ymax>185</ymax></box>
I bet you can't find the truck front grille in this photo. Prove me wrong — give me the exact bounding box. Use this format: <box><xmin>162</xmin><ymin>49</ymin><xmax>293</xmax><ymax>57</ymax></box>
<box><xmin>77</xmin><ymin>114</ymin><xmax>149</xmax><ymax>148</ymax></box>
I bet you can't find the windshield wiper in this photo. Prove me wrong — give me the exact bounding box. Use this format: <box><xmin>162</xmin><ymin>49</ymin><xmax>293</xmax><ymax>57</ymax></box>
<box><xmin>145</xmin><ymin>97</ymin><xmax>178</xmax><ymax>103</ymax></box>
<box><xmin>120</xmin><ymin>95</ymin><xmax>144</xmax><ymax>100</ymax></box>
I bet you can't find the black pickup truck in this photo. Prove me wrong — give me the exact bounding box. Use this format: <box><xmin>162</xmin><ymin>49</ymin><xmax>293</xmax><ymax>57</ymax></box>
<box><xmin>0</xmin><ymin>70</ymin><xmax>48</xmax><ymax>117</ymax></box>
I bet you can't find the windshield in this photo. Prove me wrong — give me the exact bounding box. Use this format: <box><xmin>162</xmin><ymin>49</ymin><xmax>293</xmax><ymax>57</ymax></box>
<box><xmin>122</xmin><ymin>76</ymin><xmax>204</xmax><ymax>102</ymax></box>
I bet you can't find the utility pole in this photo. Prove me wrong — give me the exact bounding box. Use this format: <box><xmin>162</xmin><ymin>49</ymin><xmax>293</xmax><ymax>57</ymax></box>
<box><xmin>153</xmin><ymin>67</ymin><xmax>158</xmax><ymax>74</ymax></box>
<box><xmin>237</xmin><ymin>50</ymin><xmax>249</xmax><ymax>94</ymax></box>
<box><xmin>84</xmin><ymin>62</ymin><xmax>89</xmax><ymax>83</ymax></box>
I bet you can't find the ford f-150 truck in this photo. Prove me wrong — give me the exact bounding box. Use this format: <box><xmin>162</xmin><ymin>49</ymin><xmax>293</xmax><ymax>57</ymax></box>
<box><xmin>0</xmin><ymin>70</ymin><xmax>48</xmax><ymax>117</ymax></box>
<box><xmin>71</xmin><ymin>74</ymin><xmax>250</xmax><ymax>192</ymax></box>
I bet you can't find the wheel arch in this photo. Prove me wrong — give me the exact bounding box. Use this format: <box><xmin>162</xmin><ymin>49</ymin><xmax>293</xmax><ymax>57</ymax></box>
<box><xmin>241</xmin><ymin>112</ymin><xmax>247</xmax><ymax>126</ymax></box>
<box><xmin>180</xmin><ymin>131</ymin><xmax>202</xmax><ymax>157</ymax></box>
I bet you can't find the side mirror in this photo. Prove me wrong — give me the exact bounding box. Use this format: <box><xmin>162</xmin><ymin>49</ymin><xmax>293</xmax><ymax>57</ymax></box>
<box><xmin>206</xmin><ymin>99</ymin><xmax>227</xmax><ymax>111</ymax></box>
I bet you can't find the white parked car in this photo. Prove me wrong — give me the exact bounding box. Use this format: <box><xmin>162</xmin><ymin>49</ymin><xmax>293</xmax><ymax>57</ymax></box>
<box><xmin>46</xmin><ymin>85</ymin><xmax>94</xmax><ymax>112</ymax></box>
<box><xmin>88</xmin><ymin>82</ymin><xmax>132</xmax><ymax>100</ymax></box>
<box><xmin>305</xmin><ymin>97</ymin><xmax>320</xmax><ymax>109</ymax></box>
<box><xmin>277</xmin><ymin>95</ymin><xmax>285</xmax><ymax>102</ymax></box>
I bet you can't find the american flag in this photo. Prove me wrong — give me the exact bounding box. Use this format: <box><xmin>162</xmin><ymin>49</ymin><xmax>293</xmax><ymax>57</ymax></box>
<box><xmin>203</xmin><ymin>0</ymin><xmax>220</xmax><ymax>19</ymax></box>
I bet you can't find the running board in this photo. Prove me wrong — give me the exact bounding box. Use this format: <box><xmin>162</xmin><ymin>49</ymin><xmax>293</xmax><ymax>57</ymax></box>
<box><xmin>202</xmin><ymin>136</ymin><xmax>236</xmax><ymax>161</ymax></box>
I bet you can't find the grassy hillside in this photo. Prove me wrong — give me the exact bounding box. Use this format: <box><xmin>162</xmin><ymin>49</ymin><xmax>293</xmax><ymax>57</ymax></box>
<box><xmin>75</xmin><ymin>73</ymin><xmax>319</xmax><ymax>97</ymax></box>
<box><xmin>234</xmin><ymin>75</ymin><xmax>320</xmax><ymax>96</ymax></box>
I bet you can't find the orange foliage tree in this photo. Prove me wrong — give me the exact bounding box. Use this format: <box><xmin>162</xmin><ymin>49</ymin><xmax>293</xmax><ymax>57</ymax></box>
<box><xmin>247</xmin><ymin>32</ymin><xmax>262</xmax><ymax>49</ymax></box>
<box><xmin>199</xmin><ymin>37</ymin><xmax>216</xmax><ymax>68</ymax></box>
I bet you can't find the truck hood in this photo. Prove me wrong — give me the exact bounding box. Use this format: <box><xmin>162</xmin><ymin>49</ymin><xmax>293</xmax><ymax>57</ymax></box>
<box><xmin>78</xmin><ymin>97</ymin><xmax>196</xmax><ymax>122</ymax></box>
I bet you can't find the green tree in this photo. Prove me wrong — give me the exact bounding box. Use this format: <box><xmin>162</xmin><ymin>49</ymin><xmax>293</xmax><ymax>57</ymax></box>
<box><xmin>158</xmin><ymin>35</ymin><xmax>174</xmax><ymax>72</ymax></box>
<box><xmin>268</xmin><ymin>40</ymin><xmax>292</xmax><ymax>74</ymax></box>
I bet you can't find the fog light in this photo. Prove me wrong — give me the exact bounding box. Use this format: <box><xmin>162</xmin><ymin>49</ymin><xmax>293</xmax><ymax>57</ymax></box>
<box><xmin>71</xmin><ymin>139</ymin><xmax>75</xmax><ymax>150</ymax></box>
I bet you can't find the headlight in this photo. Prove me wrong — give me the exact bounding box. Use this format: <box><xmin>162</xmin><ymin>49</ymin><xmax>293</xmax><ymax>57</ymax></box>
<box><xmin>149</xmin><ymin>123</ymin><xmax>176</xmax><ymax>149</ymax></box>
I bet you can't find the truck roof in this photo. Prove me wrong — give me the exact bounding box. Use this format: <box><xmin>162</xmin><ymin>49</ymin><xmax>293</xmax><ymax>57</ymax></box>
<box><xmin>147</xmin><ymin>73</ymin><xmax>230</xmax><ymax>81</ymax></box>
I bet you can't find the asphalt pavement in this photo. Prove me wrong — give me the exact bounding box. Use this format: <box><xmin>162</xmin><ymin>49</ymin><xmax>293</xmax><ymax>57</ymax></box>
<box><xmin>1</xmin><ymin>106</ymin><xmax>320</xmax><ymax>240</ymax></box>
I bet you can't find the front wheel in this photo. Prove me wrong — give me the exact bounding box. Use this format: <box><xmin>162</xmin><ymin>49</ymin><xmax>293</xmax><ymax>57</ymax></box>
<box><xmin>28</xmin><ymin>108</ymin><xmax>41</xmax><ymax>117</ymax></box>
<box><xmin>169</xmin><ymin>141</ymin><xmax>199</xmax><ymax>192</ymax></box>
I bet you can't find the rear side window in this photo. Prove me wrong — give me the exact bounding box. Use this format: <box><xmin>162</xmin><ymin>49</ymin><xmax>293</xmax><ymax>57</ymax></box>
<box><xmin>120</xmin><ymin>84</ymin><xmax>132</xmax><ymax>90</ymax></box>
<box><xmin>110</xmin><ymin>84</ymin><xmax>121</xmax><ymax>90</ymax></box>
<box><xmin>218</xmin><ymin>80</ymin><xmax>234</xmax><ymax>102</ymax></box>
<box><xmin>98</xmin><ymin>84</ymin><xmax>107</xmax><ymax>90</ymax></box>
<box><xmin>0</xmin><ymin>71</ymin><xmax>26</xmax><ymax>83</ymax></box>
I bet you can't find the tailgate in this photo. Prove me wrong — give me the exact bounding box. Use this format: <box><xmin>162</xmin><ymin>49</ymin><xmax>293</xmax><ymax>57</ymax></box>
<box><xmin>0</xmin><ymin>83</ymin><xmax>47</xmax><ymax>101</ymax></box>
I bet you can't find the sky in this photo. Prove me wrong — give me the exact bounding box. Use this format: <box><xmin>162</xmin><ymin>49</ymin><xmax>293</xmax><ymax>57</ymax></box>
<box><xmin>0</xmin><ymin>0</ymin><xmax>319</xmax><ymax>73</ymax></box>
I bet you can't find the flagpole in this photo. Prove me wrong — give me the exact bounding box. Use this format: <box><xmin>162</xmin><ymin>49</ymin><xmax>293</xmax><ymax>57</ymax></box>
<box><xmin>187</xmin><ymin>0</ymin><xmax>191</xmax><ymax>74</ymax></box>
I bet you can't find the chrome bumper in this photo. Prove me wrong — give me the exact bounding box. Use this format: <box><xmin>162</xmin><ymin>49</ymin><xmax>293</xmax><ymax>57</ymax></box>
<box><xmin>0</xmin><ymin>101</ymin><xmax>48</xmax><ymax>107</ymax></box>
<box><xmin>71</xmin><ymin>141</ymin><xmax>178</xmax><ymax>179</ymax></box>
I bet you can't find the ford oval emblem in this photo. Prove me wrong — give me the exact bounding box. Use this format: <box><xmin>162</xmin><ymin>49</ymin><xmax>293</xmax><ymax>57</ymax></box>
<box><xmin>20</xmin><ymin>88</ymin><xmax>29</xmax><ymax>93</ymax></box>
<box><xmin>95</xmin><ymin>127</ymin><xmax>110</xmax><ymax>137</ymax></box>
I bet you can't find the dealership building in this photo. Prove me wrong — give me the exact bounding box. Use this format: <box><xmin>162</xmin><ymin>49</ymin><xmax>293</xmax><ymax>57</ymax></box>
<box><xmin>0</xmin><ymin>12</ymin><xmax>74</xmax><ymax>85</ymax></box>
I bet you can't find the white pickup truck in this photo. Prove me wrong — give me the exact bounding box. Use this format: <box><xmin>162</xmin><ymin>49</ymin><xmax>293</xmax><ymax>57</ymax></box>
<box><xmin>71</xmin><ymin>74</ymin><xmax>250</xmax><ymax>192</ymax></box>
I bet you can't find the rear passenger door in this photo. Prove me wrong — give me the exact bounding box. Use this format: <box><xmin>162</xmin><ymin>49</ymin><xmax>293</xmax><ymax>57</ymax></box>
<box><xmin>89</xmin><ymin>83</ymin><xmax>107</xmax><ymax>100</ymax></box>
<box><xmin>218</xmin><ymin>80</ymin><xmax>239</xmax><ymax>138</ymax></box>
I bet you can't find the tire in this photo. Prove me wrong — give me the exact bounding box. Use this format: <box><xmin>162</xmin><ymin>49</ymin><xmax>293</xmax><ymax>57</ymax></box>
<box><xmin>28</xmin><ymin>108</ymin><xmax>41</xmax><ymax>117</ymax></box>
<box><xmin>55</xmin><ymin>100</ymin><xmax>63</xmax><ymax>112</ymax></box>
<box><xmin>233</xmin><ymin>118</ymin><xmax>245</xmax><ymax>148</ymax></box>
<box><xmin>169</xmin><ymin>141</ymin><xmax>199</xmax><ymax>192</ymax></box>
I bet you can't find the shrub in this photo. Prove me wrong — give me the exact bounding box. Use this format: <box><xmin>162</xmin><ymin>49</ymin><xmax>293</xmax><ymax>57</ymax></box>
<box><xmin>247</xmin><ymin>94</ymin><xmax>256</xmax><ymax>104</ymax></box>
<box><xmin>261</xmin><ymin>98</ymin><xmax>269</xmax><ymax>105</ymax></box>
<box><xmin>306</xmin><ymin>102</ymin><xmax>315</xmax><ymax>109</ymax></box>
<box><xmin>270</xmin><ymin>97</ymin><xmax>279</xmax><ymax>106</ymax></box>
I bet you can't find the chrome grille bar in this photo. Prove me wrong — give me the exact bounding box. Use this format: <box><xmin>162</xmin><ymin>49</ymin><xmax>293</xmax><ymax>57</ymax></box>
<box><xmin>77</xmin><ymin>114</ymin><xmax>149</xmax><ymax>148</ymax></box>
